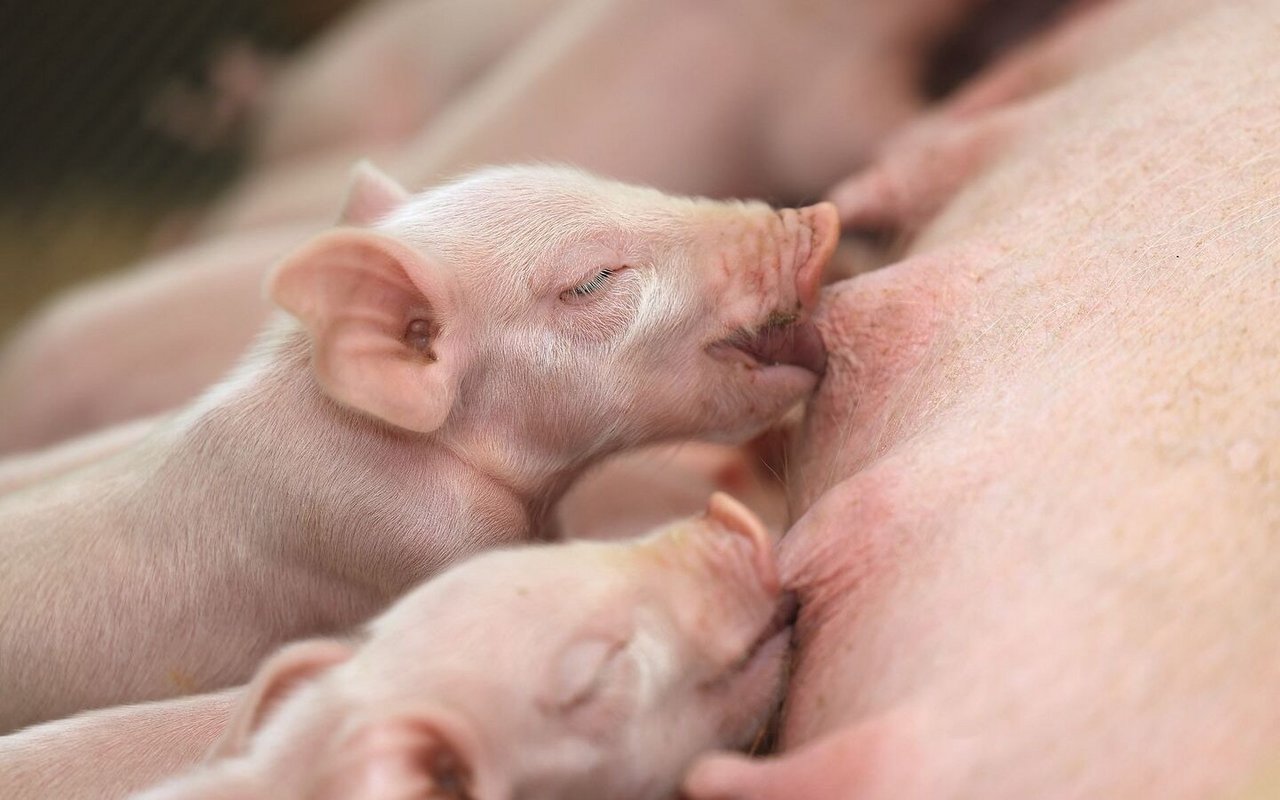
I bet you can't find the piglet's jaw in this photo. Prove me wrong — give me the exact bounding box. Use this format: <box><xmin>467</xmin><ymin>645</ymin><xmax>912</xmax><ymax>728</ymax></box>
<box><xmin>705</xmin><ymin>492</ymin><xmax>780</xmax><ymax>594</ymax></box>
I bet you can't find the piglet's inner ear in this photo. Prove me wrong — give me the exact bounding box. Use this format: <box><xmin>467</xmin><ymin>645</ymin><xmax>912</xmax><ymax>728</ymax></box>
<box><xmin>213</xmin><ymin>639</ymin><xmax>352</xmax><ymax>761</ymax></box>
<box><xmin>331</xmin><ymin>714</ymin><xmax>508</xmax><ymax>800</ymax></box>
<box><xmin>266</xmin><ymin>229</ymin><xmax>461</xmax><ymax>434</ymax></box>
<box><xmin>339</xmin><ymin>160</ymin><xmax>410</xmax><ymax>226</ymax></box>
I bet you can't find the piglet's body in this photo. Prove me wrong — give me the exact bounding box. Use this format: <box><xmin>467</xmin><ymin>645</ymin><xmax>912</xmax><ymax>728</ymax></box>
<box><xmin>0</xmin><ymin>165</ymin><xmax>836</xmax><ymax>733</ymax></box>
<box><xmin>20</xmin><ymin>496</ymin><xmax>785</xmax><ymax>800</ymax></box>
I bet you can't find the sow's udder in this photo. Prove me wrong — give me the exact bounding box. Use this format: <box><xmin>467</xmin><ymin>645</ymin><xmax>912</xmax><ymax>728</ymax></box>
<box><xmin>776</xmin><ymin>5</ymin><xmax>1280</xmax><ymax>799</ymax></box>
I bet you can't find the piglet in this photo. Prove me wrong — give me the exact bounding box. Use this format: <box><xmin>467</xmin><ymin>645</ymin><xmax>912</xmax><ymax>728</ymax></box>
<box><xmin>126</xmin><ymin>494</ymin><xmax>792</xmax><ymax>800</ymax></box>
<box><xmin>0</xmin><ymin>163</ymin><xmax>836</xmax><ymax>732</ymax></box>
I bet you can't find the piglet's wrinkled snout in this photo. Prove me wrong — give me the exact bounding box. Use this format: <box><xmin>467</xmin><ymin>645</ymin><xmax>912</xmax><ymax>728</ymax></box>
<box><xmin>792</xmin><ymin>202</ymin><xmax>840</xmax><ymax>309</ymax></box>
<box><xmin>706</xmin><ymin>492</ymin><xmax>780</xmax><ymax>594</ymax></box>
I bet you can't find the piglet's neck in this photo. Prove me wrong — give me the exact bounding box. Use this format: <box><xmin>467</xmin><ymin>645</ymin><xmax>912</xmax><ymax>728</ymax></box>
<box><xmin>155</xmin><ymin>326</ymin><xmax>537</xmax><ymax>600</ymax></box>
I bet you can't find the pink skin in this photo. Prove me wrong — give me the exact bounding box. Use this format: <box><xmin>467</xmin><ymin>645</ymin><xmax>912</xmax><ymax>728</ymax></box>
<box><xmin>206</xmin><ymin>0</ymin><xmax>984</xmax><ymax>235</ymax></box>
<box><xmin>0</xmin><ymin>225</ymin><xmax>307</xmax><ymax>456</ymax></box>
<box><xmin>827</xmin><ymin>0</ymin><xmax>1208</xmax><ymax>238</ymax></box>
<box><xmin>250</xmin><ymin>0</ymin><xmax>569</xmax><ymax>165</ymax></box>
<box><xmin>558</xmin><ymin>441</ymin><xmax>791</xmax><ymax>543</ymax></box>
<box><xmin>0</xmin><ymin>415</ymin><xmax>160</xmax><ymax>496</ymax></box>
<box><xmin>0</xmin><ymin>165</ymin><xmax>835</xmax><ymax>734</ymax></box>
<box><xmin>95</xmin><ymin>497</ymin><xmax>788</xmax><ymax>800</ymax></box>
<box><xmin>692</xmin><ymin>2</ymin><xmax>1280</xmax><ymax>798</ymax></box>
<box><xmin>0</xmin><ymin>692</ymin><xmax>236</xmax><ymax>800</ymax></box>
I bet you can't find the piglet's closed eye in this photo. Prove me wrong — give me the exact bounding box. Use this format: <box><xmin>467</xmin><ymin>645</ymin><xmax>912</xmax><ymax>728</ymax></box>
<box><xmin>546</xmin><ymin>638</ymin><xmax>626</xmax><ymax>710</ymax></box>
<box><xmin>266</xmin><ymin>227</ymin><xmax>466</xmax><ymax>434</ymax></box>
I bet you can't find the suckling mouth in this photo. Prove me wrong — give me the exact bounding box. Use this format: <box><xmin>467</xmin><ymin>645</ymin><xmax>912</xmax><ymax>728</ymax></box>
<box><xmin>708</xmin><ymin>312</ymin><xmax>827</xmax><ymax>374</ymax></box>
<box><xmin>703</xmin><ymin>592</ymin><xmax>799</xmax><ymax>689</ymax></box>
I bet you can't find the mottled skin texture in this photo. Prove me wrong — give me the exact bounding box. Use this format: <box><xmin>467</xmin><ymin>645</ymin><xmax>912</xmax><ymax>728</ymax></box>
<box><xmin>691</xmin><ymin>2</ymin><xmax>1280</xmax><ymax>798</ymax></box>
<box><xmin>0</xmin><ymin>166</ymin><xmax>834</xmax><ymax>734</ymax></box>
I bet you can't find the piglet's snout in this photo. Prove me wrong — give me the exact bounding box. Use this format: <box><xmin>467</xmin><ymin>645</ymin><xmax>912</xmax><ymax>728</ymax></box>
<box><xmin>790</xmin><ymin>202</ymin><xmax>840</xmax><ymax>309</ymax></box>
<box><xmin>705</xmin><ymin>491</ymin><xmax>780</xmax><ymax>594</ymax></box>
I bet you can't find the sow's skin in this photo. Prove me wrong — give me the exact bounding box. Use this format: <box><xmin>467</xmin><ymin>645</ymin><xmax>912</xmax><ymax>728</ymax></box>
<box><xmin>0</xmin><ymin>165</ymin><xmax>836</xmax><ymax>733</ymax></box>
<box><xmin>113</xmin><ymin>496</ymin><xmax>791</xmax><ymax>800</ymax></box>
<box><xmin>687</xmin><ymin>2</ymin><xmax>1280</xmax><ymax>799</ymax></box>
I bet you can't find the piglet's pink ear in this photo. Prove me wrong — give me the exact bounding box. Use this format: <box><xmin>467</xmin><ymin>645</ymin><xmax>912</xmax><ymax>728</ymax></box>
<box><xmin>339</xmin><ymin>160</ymin><xmax>410</xmax><ymax>226</ymax></box>
<box><xmin>212</xmin><ymin>639</ymin><xmax>352</xmax><ymax>760</ymax></box>
<box><xmin>267</xmin><ymin>228</ymin><xmax>462</xmax><ymax>434</ymax></box>
<box><xmin>322</xmin><ymin>713</ymin><xmax>509</xmax><ymax>800</ymax></box>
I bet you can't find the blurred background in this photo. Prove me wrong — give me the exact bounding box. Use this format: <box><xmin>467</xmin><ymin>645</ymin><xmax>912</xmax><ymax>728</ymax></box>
<box><xmin>0</xmin><ymin>0</ymin><xmax>1066</xmax><ymax>340</ymax></box>
<box><xmin>0</xmin><ymin>0</ymin><xmax>358</xmax><ymax>336</ymax></box>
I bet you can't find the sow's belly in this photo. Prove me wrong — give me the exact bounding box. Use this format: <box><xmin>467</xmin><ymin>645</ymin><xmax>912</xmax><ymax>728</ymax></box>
<box><xmin>776</xmin><ymin>4</ymin><xmax>1280</xmax><ymax>798</ymax></box>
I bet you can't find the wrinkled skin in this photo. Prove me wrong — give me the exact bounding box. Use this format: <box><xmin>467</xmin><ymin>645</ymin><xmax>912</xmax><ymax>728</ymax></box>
<box><xmin>0</xmin><ymin>166</ymin><xmax>834</xmax><ymax>733</ymax></box>
<box><xmin>0</xmin><ymin>0</ymin><xmax>1031</xmax><ymax>455</ymax></box>
<box><xmin>117</xmin><ymin>499</ymin><xmax>788</xmax><ymax>800</ymax></box>
<box><xmin>688</xmin><ymin>1</ymin><xmax>1280</xmax><ymax>798</ymax></box>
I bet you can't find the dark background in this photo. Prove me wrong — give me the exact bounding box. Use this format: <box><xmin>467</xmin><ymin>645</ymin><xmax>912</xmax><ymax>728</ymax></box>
<box><xmin>0</xmin><ymin>0</ymin><xmax>1065</xmax><ymax>338</ymax></box>
<box><xmin>0</xmin><ymin>0</ymin><xmax>359</xmax><ymax>335</ymax></box>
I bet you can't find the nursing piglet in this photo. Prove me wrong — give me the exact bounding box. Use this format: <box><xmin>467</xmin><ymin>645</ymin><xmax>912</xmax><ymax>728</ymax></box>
<box><xmin>0</xmin><ymin>164</ymin><xmax>836</xmax><ymax>732</ymax></box>
<box><xmin>127</xmin><ymin>495</ymin><xmax>791</xmax><ymax>800</ymax></box>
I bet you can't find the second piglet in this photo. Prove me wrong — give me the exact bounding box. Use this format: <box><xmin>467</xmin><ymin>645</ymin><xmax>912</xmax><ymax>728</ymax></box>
<box><xmin>0</xmin><ymin>164</ymin><xmax>836</xmax><ymax>732</ymax></box>
<box><xmin>131</xmin><ymin>494</ymin><xmax>791</xmax><ymax>800</ymax></box>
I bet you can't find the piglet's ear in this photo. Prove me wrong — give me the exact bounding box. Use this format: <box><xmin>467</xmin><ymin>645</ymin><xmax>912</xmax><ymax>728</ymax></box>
<box><xmin>323</xmin><ymin>713</ymin><xmax>509</xmax><ymax>800</ymax></box>
<box><xmin>267</xmin><ymin>228</ymin><xmax>463</xmax><ymax>434</ymax></box>
<box><xmin>212</xmin><ymin>639</ymin><xmax>352</xmax><ymax>760</ymax></box>
<box><xmin>339</xmin><ymin>160</ymin><xmax>410</xmax><ymax>226</ymax></box>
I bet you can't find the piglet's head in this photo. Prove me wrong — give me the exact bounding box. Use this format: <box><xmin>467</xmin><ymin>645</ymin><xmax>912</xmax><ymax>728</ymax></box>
<box><xmin>334</xmin><ymin>493</ymin><xmax>794</xmax><ymax>800</ymax></box>
<box><xmin>139</xmin><ymin>497</ymin><xmax>791</xmax><ymax>800</ymax></box>
<box><xmin>267</xmin><ymin>163</ymin><xmax>837</xmax><ymax>480</ymax></box>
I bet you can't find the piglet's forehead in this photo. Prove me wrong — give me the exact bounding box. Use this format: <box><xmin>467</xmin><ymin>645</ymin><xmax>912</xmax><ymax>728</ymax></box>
<box><xmin>381</xmin><ymin>166</ymin><xmax>697</xmax><ymax>283</ymax></box>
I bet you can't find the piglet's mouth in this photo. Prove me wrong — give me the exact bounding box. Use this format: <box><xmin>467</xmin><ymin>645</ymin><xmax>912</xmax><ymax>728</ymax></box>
<box><xmin>705</xmin><ymin>592</ymin><xmax>799</xmax><ymax>689</ymax></box>
<box><xmin>708</xmin><ymin>314</ymin><xmax>827</xmax><ymax>374</ymax></box>
<box><xmin>746</xmin><ymin>591</ymin><xmax>799</xmax><ymax>659</ymax></box>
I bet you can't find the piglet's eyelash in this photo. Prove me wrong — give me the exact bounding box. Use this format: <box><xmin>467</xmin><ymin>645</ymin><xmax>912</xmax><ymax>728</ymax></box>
<box><xmin>564</xmin><ymin>268</ymin><xmax>619</xmax><ymax>299</ymax></box>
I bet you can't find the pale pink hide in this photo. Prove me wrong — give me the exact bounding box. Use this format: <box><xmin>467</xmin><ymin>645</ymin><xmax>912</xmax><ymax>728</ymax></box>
<box><xmin>0</xmin><ymin>0</ymin><xmax>992</xmax><ymax>454</ymax></box>
<box><xmin>0</xmin><ymin>166</ymin><xmax>835</xmax><ymax>734</ymax></box>
<box><xmin>0</xmin><ymin>692</ymin><xmax>236</xmax><ymax>800</ymax></box>
<box><xmin>208</xmin><ymin>0</ymin><xmax>985</xmax><ymax>234</ymax></box>
<box><xmin>690</xmin><ymin>2</ymin><xmax>1280</xmax><ymax>798</ymax></box>
<box><xmin>828</xmin><ymin>0</ymin><xmax>1208</xmax><ymax>236</ymax></box>
<box><xmin>250</xmin><ymin>0</ymin><xmax>567</xmax><ymax>164</ymax></box>
<box><xmin>0</xmin><ymin>225</ymin><xmax>307</xmax><ymax>455</ymax></box>
<box><xmin>557</xmin><ymin>441</ymin><xmax>791</xmax><ymax>542</ymax></box>
<box><xmin>122</xmin><ymin>498</ymin><xmax>788</xmax><ymax>800</ymax></box>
